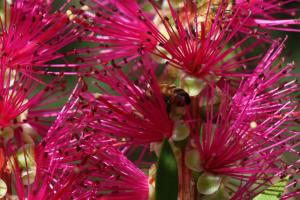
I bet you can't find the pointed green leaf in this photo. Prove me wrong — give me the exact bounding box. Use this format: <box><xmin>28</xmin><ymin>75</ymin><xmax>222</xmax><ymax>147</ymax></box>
<box><xmin>155</xmin><ymin>139</ymin><xmax>179</xmax><ymax>200</ymax></box>
<box><xmin>253</xmin><ymin>176</ymin><xmax>289</xmax><ymax>200</ymax></box>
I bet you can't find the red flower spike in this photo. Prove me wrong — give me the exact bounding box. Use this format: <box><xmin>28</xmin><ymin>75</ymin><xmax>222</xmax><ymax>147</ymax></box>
<box><xmin>0</xmin><ymin>0</ymin><xmax>90</xmax><ymax>76</ymax></box>
<box><xmin>139</xmin><ymin>0</ymin><xmax>262</xmax><ymax>82</ymax></box>
<box><xmin>81</xmin><ymin>57</ymin><xmax>174</xmax><ymax>145</ymax></box>
<box><xmin>7</xmin><ymin>133</ymin><xmax>147</xmax><ymax>200</ymax></box>
<box><xmin>190</xmin><ymin>39</ymin><xmax>300</xmax><ymax>199</ymax></box>
<box><xmin>193</xmin><ymin>86</ymin><xmax>300</xmax><ymax>199</ymax></box>
<box><xmin>234</xmin><ymin>0</ymin><xmax>300</xmax><ymax>32</ymax></box>
<box><xmin>231</xmin><ymin>38</ymin><xmax>300</xmax><ymax>123</ymax></box>
<box><xmin>0</xmin><ymin>66</ymin><xmax>45</xmax><ymax>129</ymax></box>
<box><xmin>78</xmin><ymin>0</ymin><xmax>157</xmax><ymax>64</ymax></box>
<box><xmin>20</xmin><ymin>90</ymin><xmax>149</xmax><ymax>200</ymax></box>
<box><xmin>0</xmin><ymin>63</ymin><xmax>77</xmax><ymax>137</ymax></box>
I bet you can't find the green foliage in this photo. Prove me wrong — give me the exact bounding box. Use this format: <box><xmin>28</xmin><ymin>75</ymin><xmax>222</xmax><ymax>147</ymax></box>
<box><xmin>253</xmin><ymin>176</ymin><xmax>289</xmax><ymax>200</ymax></box>
<box><xmin>155</xmin><ymin>139</ymin><xmax>179</xmax><ymax>200</ymax></box>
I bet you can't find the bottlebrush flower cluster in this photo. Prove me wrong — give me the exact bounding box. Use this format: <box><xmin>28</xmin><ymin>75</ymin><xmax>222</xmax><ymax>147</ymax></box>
<box><xmin>0</xmin><ymin>0</ymin><xmax>299</xmax><ymax>199</ymax></box>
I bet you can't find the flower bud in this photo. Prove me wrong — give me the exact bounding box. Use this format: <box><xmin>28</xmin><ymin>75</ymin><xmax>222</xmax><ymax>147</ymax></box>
<box><xmin>22</xmin><ymin>167</ymin><xmax>36</xmax><ymax>185</ymax></box>
<box><xmin>202</xmin><ymin>184</ymin><xmax>229</xmax><ymax>200</ymax></box>
<box><xmin>185</xmin><ymin>149</ymin><xmax>202</xmax><ymax>172</ymax></box>
<box><xmin>0</xmin><ymin>178</ymin><xmax>7</xmax><ymax>198</ymax></box>
<box><xmin>172</xmin><ymin>122</ymin><xmax>190</xmax><ymax>142</ymax></box>
<box><xmin>181</xmin><ymin>75</ymin><xmax>203</xmax><ymax>97</ymax></box>
<box><xmin>17</xmin><ymin>145</ymin><xmax>36</xmax><ymax>169</ymax></box>
<box><xmin>197</xmin><ymin>172</ymin><xmax>221</xmax><ymax>195</ymax></box>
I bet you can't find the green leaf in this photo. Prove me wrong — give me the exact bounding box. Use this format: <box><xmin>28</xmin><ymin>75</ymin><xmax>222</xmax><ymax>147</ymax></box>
<box><xmin>155</xmin><ymin>139</ymin><xmax>179</xmax><ymax>200</ymax></box>
<box><xmin>253</xmin><ymin>176</ymin><xmax>289</xmax><ymax>200</ymax></box>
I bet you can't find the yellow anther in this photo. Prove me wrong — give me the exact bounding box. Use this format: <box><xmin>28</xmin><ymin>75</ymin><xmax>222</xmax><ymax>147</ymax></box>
<box><xmin>66</xmin><ymin>10</ymin><xmax>76</xmax><ymax>21</ymax></box>
<box><xmin>81</xmin><ymin>5</ymin><xmax>90</xmax><ymax>11</ymax></box>
<box><xmin>250</xmin><ymin>121</ymin><xmax>257</xmax><ymax>129</ymax></box>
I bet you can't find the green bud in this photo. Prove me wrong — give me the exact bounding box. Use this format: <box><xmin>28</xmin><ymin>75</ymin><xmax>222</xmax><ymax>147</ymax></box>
<box><xmin>197</xmin><ymin>172</ymin><xmax>221</xmax><ymax>195</ymax></box>
<box><xmin>202</xmin><ymin>184</ymin><xmax>229</xmax><ymax>200</ymax></box>
<box><xmin>181</xmin><ymin>76</ymin><xmax>203</xmax><ymax>97</ymax></box>
<box><xmin>0</xmin><ymin>178</ymin><xmax>7</xmax><ymax>198</ymax></box>
<box><xmin>185</xmin><ymin>149</ymin><xmax>202</xmax><ymax>172</ymax></box>
<box><xmin>172</xmin><ymin>122</ymin><xmax>190</xmax><ymax>142</ymax></box>
<box><xmin>22</xmin><ymin>167</ymin><xmax>36</xmax><ymax>185</ymax></box>
<box><xmin>17</xmin><ymin>145</ymin><xmax>36</xmax><ymax>169</ymax></box>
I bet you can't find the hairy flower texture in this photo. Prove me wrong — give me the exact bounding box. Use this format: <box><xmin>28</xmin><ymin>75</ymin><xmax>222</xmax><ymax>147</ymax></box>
<box><xmin>10</xmin><ymin>88</ymin><xmax>149</xmax><ymax>200</ymax></box>
<box><xmin>137</xmin><ymin>0</ymin><xmax>262</xmax><ymax>82</ymax></box>
<box><xmin>25</xmin><ymin>79</ymin><xmax>71</xmax><ymax>135</ymax></box>
<box><xmin>230</xmin><ymin>38</ymin><xmax>299</xmax><ymax>123</ymax></box>
<box><xmin>78</xmin><ymin>0</ymin><xmax>157</xmax><ymax>64</ymax></box>
<box><xmin>81</xmin><ymin>58</ymin><xmax>174</xmax><ymax>145</ymax></box>
<box><xmin>15</xmin><ymin>0</ymin><xmax>54</xmax><ymax>11</ymax></box>
<box><xmin>0</xmin><ymin>0</ymin><xmax>88</xmax><ymax>76</ymax></box>
<box><xmin>192</xmin><ymin>86</ymin><xmax>300</xmax><ymax>199</ymax></box>
<box><xmin>7</xmin><ymin>133</ymin><xmax>149</xmax><ymax>199</ymax></box>
<box><xmin>189</xmin><ymin>40</ymin><xmax>300</xmax><ymax>199</ymax></box>
<box><xmin>48</xmin><ymin>141</ymin><xmax>148</xmax><ymax>200</ymax></box>
<box><xmin>0</xmin><ymin>64</ymin><xmax>69</xmax><ymax>137</ymax></box>
<box><xmin>0</xmin><ymin>68</ymin><xmax>42</xmax><ymax>128</ymax></box>
<box><xmin>234</xmin><ymin>0</ymin><xmax>300</xmax><ymax>32</ymax></box>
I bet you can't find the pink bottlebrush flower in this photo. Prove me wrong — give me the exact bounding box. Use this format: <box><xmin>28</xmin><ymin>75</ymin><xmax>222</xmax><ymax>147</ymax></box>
<box><xmin>15</xmin><ymin>0</ymin><xmax>54</xmax><ymax>11</ymax></box>
<box><xmin>234</xmin><ymin>0</ymin><xmax>300</xmax><ymax>32</ymax></box>
<box><xmin>77</xmin><ymin>0</ymin><xmax>157</xmax><ymax>64</ymax></box>
<box><xmin>0</xmin><ymin>0</ymin><xmax>88</xmax><ymax>76</ymax></box>
<box><xmin>0</xmin><ymin>64</ymin><xmax>69</xmax><ymax>136</ymax></box>
<box><xmin>8</xmin><ymin>90</ymin><xmax>149</xmax><ymax>200</ymax></box>
<box><xmin>230</xmin><ymin>38</ymin><xmax>299</xmax><ymax>123</ymax></box>
<box><xmin>80</xmin><ymin>57</ymin><xmax>174</xmax><ymax>145</ymax></box>
<box><xmin>192</xmin><ymin>86</ymin><xmax>300</xmax><ymax>199</ymax></box>
<box><xmin>24</xmin><ymin>79</ymin><xmax>71</xmax><ymax>135</ymax></box>
<box><xmin>136</xmin><ymin>0</ymin><xmax>262</xmax><ymax>82</ymax></box>
<box><xmin>92</xmin><ymin>147</ymin><xmax>149</xmax><ymax>200</ymax></box>
<box><xmin>9</xmin><ymin>131</ymin><xmax>149</xmax><ymax>200</ymax></box>
<box><xmin>0</xmin><ymin>67</ymin><xmax>44</xmax><ymax>128</ymax></box>
<box><xmin>189</xmin><ymin>39</ymin><xmax>300</xmax><ymax>199</ymax></box>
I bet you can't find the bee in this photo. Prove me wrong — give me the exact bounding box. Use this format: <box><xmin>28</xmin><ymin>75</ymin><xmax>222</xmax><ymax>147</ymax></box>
<box><xmin>159</xmin><ymin>84</ymin><xmax>191</xmax><ymax>118</ymax></box>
